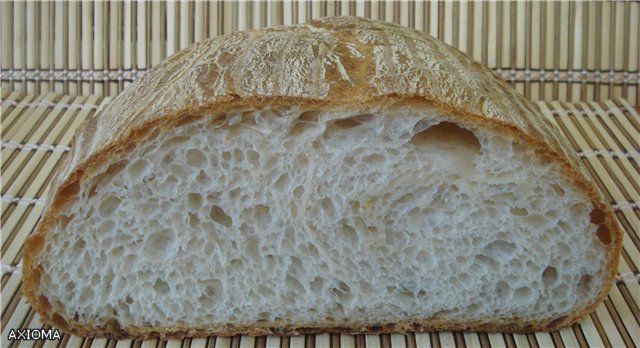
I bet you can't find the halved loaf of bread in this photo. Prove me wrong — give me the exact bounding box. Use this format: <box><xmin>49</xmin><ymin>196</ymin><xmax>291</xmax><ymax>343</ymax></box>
<box><xmin>23</xmin><ymin>16</ymin><xmax>621</xmax><ymax>338</ymax></box>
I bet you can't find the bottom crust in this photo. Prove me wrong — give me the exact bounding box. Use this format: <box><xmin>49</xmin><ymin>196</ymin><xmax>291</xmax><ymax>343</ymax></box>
<box><xmin>38</xmin><ymin>306</ymin><xmax>594</xmax><ymax>339</ymax></box>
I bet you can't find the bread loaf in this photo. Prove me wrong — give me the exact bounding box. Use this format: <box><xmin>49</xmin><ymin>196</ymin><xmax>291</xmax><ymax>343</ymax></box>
<box><xmin>23</xmin><ymin>16</ymin><xmax>621</xmax><ymax>338</ymax></box>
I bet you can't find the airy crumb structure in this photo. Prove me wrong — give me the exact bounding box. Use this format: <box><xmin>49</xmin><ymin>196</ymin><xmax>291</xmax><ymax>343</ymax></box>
<box><xmin>37</xmin><ymin>103</ymin><xmax>606</xmax><ymax>329</ymax></box>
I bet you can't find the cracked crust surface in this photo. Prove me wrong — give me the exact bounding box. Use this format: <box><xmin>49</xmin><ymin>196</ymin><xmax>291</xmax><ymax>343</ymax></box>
<box><xmin>23</xmin><ymin>16</ymin><xmax>621</xmax><ymax>338</ymax></box>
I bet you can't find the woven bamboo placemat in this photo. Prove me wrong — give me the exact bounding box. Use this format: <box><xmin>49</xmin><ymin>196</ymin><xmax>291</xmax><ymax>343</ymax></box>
<box><xmin>1</xmin><ymin>91</ymin><xmax>639</xmax><ymax>348</ymax></box>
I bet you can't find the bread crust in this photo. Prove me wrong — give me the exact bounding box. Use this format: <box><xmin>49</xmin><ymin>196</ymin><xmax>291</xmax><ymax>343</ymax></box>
<box><xmin>22</xmin><ymin>16</ymin><xmax>622</xmax><ymax>338</ymax></box>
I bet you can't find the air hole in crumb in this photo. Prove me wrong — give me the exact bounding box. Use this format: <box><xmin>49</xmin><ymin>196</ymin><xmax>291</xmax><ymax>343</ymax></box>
<box><xmin>209</xmin><ymin>205</ymin><xmax>232</xmax><ymax>227</ymax></box>
<box><xmin>87</xmin><ymin>182</ymin><xmax>99</xmax><ymax>198</ymax></box>
<box><xmin>186</xmin><ymin>149</ymin><xmax>207</xmax><ymax>168</ymax></box>
<box><xmin>229</xmin><ymin>188</ymin><xmax>241</xmax><ymax>200</ymax></box>
<box><xmin>246</xmin><ymin>150</ymin><xmax>260</xmax><ymax>165</ymax></box>
<box><xmin>128</xmin><ymin>159</ymin><xmax>149</xmax><ymax>178</ymax></box>
<box><xmin>410</xmin><ymin>121</ymin><xmax>481</xmax><ymax>154</ymax></box>
<box><xmin>596</xmin><ymin>226</ymin><xmax>612</xmax><ymax>245</ymax></box>
<box><xmin>495</xmin><ymin>280</ymin><xmax>510</xmax><ymax>298</ymax></box>
<box><xmin>285</xmin><ymin>275</ymin><xmax>304</xmax><ymax>293</ymax></box>
<box><xmin>273</xmin><ymin>173</ymin><xmax>290</xmax><ymax>191</ymax></box>
<box><xmin>475</xmin><ymin>255</ymin><xmax>498</xmax><ymax>269</ymax></box>
<box><xmin>143</xmin><ymin>229</ymin><xmax>176</xmax><ymax>261</ymax></box>
<box><xmin>161</xmin><ymin>153</ymin><xmax>174</xmax><ymax>166</ymax></box>
<box><xmin>109</xmin><ymin>246</ymin><xmax>125</xmax><ymax>258</ymax></box>
<box><xmin>289</xmin><ymin>120</ymin><xmax>319</xmax><ymax>137</ymax></box>
<box><xmin>341</xmin><ymin>223</ymin><xmax>358</xmax><ymax>244</ymax></box>
<box><xmin>308</xmin><ymin>244</ymin><xmax>319</xmax><ymax>258</ymax></box>
<box><xmin>161</xmin><ymin>135</ymin><xmax>189</xmax><ymax>149</ymax></box>
<box><xmin>293</xmin><ymin>186</ymin><xmax>304</xmax><ymax>198</ymax></box>
<box><xmin>169</xmin><ymin>164</ymin><xmax>188</xmax><ymax>178</ymax></box>
<box><xmin>233</xmin><ymin>149</ymin><xmax>244</xmax><ymax>162</ymax></box>
<box><xmin>165</xmin><ymin>175</ymin><xmax>178</xmax><ymax>184</ymax></box>
<box><xmin>105</xmin><ymin>160</ymin><xmax>128</xmax><ymax>177</ymax></box>
<box><xmin>186</xmin><ymin>193</ymin><xmax>203</xmax><ymax>210</ymax></box>
<box><xmin>551</xmin><ymin>184</ymin><xmax>566</xmax><ymax>196</ymax></box>
<box><xmin>256</xmin><ymin>312</ymin><xmax>271</xmax><ymax>322</ymax></box>
<box><xmin>343</xmin><ymin>156</ymin><xmax>356</xmax><ymax>166</ymax></box>
<box><xmin>188</xmin><ymin>213</ymin><xmax>200</xmax><ymax>228</ymax></box>
<box><xmin>320</xmin><ymin>197</ymin><xmax>335</xmax><ymax>216</ymax></box>
<box><xmin>153</xmin><ymin>279</ymin><xmax>170</xmax><ymax>295</ymax></box>
<box><xmin>362</xmin><ymin>153</ymin><xmax>385</xmax><ymax>164</ymax></box>
<box><xmin>203</xmin><ymin>280</ymin><xmax>222</xmax><ymax>297</ymax></box>
<box><xmin>99</xmin><ymin>196</ymin><xmax>121</xmax><ymax>215</ymax></box>
<box><xmin>254</xmin><ymin>205</ymin><xmax>271</xmax><ymax>225</ymax></box>
<box><xmin>239</xmin><ymin>223</ymin><xmax>255</xmax><ymax>236</ymax></box>
<box><xmin>71</xmin><ymin>239</ymin><xmax>86</xmax><ymax>253</ymax></box>
<box><xmin>265</xmin><ymin>156</ymin><xmax>278</xmax><ymax>169</ymax></box>
<box><xmin>590</xmin><ymin>208</ymin><xmax>605</xmax><ymax>225</ymax></box>
<box><xmin>514</xmin><ymin>287</ymin><xmax>532</xmax><ymax>302</ymax></box>
<box><xmin>396</xmin><ymin>193</ymin><xmax>415</xmax><ymax>205</ymax></box>
<box><xmin>542</xmin><ymin>266</ymin><xmax>559</xmax><ymax>286</ymax></box>
<box><xmin>196</xmin><ymin>170</ymin><xmax>210</xmax><ymax>185</ymax></box>
<box><xmin>483</xmin><ymin>240</ymin><xmax>516</xmax><ymax>260</ymax></box>
<box><xmin>578</xmin><ymin>275</ymin><xmax>594</xmax><ymax>295</ymax></box>
<box><xmin>300</xmin><ymin>110</ymin><xmax>320</xmax><ymax>123</ymax></box>
<box><xmin>510</xmin><ymin>207</ymin><xmax>529</xmax><ymax>216</ymax></box>
<box><xmin>310</xmin><ymin>277</ymin><xmax>324</xmax><ymax>294</ymax></box>
<box><xmin>141</xmin><ymin>144</ymin><xmax>156</xmax><ymax>156</ymax></box>
<box><xmin>431</xmin><ymin>308</ymin><xmax>455</xmax><ymax>319</ymax></box>
<box><xmin>229</xmin><ymin>258</ymin><xmax>243</xmax><ymax>271</ymax></box>
<box><xmin>78</xmin><ymin>287</ymin><xmax>94</xmax><ymax>304</ymax></box>
<box><xmin>330</xmin><ymin>114</ymin><xmax>374</xmax><ymax>129</ymax></box>
<box><xmin>245</xmin><ymin>235</ymin><xmax>260</xmax><ymax>260</ymax></box>
<box><xmin>296</xmin><ymin>154</ymin><xmax>308</xmax><ymax>166</ymax></box>
<box><xmin>97</xmin><ymin>220</ymin><xmax>115</xmax><ymax>234</ymax></box>
<box><xmin>523</xmin><ymin>214</ymin><xmax>546</xmax><ymax>227</ymax></box>
<box><xmin>398</xmin><ymin>290</ymin><xmax>414</xmax><ymax>301</ymax></box>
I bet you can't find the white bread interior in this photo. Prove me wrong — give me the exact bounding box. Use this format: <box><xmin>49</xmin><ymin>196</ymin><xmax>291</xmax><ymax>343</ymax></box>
<box><xmin>36</xmin><ymin>102</ymin><xmax>606</xmax><ymax>329</ymax></box>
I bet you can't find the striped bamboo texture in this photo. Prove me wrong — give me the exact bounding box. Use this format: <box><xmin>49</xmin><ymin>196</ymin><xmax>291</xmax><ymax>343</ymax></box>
<box><xmin>1</xmin><ymin>91</ymin><xmax>639</xmax><ymax>347</ymax></box>
<box><xmin>0</xmin><ymin>0</ymin><xmax>638</xmax><ymax>105</ymax></box>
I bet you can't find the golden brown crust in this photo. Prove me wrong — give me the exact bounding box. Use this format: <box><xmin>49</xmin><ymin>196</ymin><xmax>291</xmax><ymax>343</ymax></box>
<box><xmin>23</xmin><ymin>16</ymin><xmax>622</xmax><ymax>338</ymax></box>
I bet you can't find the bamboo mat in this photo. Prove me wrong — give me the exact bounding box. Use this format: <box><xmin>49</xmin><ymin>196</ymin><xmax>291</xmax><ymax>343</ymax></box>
<box><xmin>0</xmin><ymin>91</ymin><xmax>639</xmax><ymax>348</ymax></box>
<box><xmin>1</xmin><ymin>0</ymin><xmax>638</xmax><ymax>105</ymax></box>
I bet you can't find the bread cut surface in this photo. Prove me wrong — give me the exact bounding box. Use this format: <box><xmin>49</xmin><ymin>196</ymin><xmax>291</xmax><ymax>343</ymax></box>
<box><xmin>23</xmin><ymin>17</ymin><xmax>621</xmax><ymax>338</ymax></box>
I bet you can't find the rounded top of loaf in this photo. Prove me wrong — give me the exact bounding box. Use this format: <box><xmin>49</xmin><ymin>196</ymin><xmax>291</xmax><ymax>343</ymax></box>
<box><xmin>40</xmin><ymin>16</ymin><xmax>615</xmax><ymax>250</ymax></box>
<box><xmin>60</xmin><ymin>16</ymin><xmax>588</xmax><ymax>193</ymax></box>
